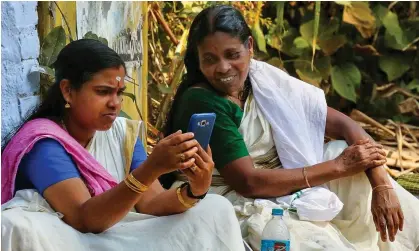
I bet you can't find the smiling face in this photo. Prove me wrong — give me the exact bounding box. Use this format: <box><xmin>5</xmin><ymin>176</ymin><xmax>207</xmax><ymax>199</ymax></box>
<box><xmin>197</xmin><ymin>32</ymin><xmax>253</xmax><ymax>95</ymax></box>
<box><xmin>61</xmin><ymin>65</ymin><xmax>126</xmax><ymax>131</ymax></box>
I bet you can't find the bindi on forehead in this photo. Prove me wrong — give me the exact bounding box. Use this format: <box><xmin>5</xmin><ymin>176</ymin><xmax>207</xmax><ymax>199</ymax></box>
<box><xmin>115</xmin><ymin>76</ymin><xmax>124</xmax><ymax>88</ymax></box>
<box><xmin>92</xmin><ymin>77</ymin><xmax>126</xmax><ymax>90</ymax></box>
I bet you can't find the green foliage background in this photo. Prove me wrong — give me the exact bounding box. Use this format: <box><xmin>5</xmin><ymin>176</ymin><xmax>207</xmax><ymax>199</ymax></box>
<box><xmin>148</xmin><ymin>1</ymin><xmax>419</xmax><ymax>132</ymax></box>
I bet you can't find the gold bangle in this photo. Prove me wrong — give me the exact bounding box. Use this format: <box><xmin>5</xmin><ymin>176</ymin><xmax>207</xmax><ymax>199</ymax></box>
<box><xmin>127</xmin><ymin>173</ymin><xmax>149</xmax><ymax>193</ymax></box>
<box><xmin>372</xmin><ymin>184</ymin><xmax>393</xmax><ymax>192</ymax></box>
<box><xmin>176</xmin><ymin>186</ymin><xmax>196</xmax><ymax>208</ymax></box>
<box><xmin>303</xmin><ymin>167</ymin><xmax>311</xmax><ymax>188</ymax></box>
<box><xmin>374</xmin><ymin>187</ymin><xmax>394</xmax><ymax>193</ymax></box>
<box><xmin>124</xmin><ymin>178</ymin><xmax>143</xmax><ymax>194</ymax></box>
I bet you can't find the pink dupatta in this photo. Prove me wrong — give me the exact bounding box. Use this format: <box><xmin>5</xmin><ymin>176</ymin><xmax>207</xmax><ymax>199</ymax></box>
<box><xmin>1</xmin><ymin>118</ymin><xmax>118</xmax><ymax>204</ymax></box>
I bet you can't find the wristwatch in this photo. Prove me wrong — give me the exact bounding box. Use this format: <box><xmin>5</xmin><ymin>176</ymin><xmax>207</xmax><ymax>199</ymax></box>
<box><xmin>181</xmin><ymin>182</ymin><xmax>207</xmax><ymax>200</ymax></box>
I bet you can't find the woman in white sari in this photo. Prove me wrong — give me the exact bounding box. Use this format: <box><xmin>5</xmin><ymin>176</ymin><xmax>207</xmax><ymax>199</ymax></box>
<box><xmin>1</xmin><ymin>39</ymin><xmax>244</xmax><ymax>251</ymax></box>
<box><xmin>165</xmin><ymin>5</ymin><xmax>419</xmax><ymax>251</ymax></box>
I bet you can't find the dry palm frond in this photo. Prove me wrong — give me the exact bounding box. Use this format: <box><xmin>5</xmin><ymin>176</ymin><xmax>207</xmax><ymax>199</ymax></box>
<box><xmin>350</xmin><ymin>109</ymin><xmax>419</xmax><ymax>179</ymax></box>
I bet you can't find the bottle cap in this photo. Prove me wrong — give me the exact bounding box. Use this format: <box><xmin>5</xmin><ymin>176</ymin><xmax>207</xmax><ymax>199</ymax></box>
<box><xmin>272</xmin><ymin>208</ymin><xmax>284</xmax><ymax>216</ymax></box>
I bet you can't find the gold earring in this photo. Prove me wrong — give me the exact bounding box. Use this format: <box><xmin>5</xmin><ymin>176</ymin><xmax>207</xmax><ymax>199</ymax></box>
<box><xmin>65</xmin><ymin>102</ymin><xmax>71</xmax><ymax>108</ymax></box>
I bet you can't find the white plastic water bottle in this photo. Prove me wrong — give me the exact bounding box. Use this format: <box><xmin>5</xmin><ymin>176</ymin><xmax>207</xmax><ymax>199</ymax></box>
<box><xmin>260</xmin><ymin>208</ymin><xmax>290</xmax><ymax>251</ymax></box>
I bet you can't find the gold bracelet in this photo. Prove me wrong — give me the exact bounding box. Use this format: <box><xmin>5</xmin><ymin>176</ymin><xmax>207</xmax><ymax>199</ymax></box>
<box><xmin>127</xmin><ymin>173</ymin><xmax>149</xmax><ymax>193</ymax></box>
<box><xmin>124</xmin><ymin>178</ymin><xmax>143</xmax><ymax>194</ymax></box>
<box><xmin>374</xmin><ymin>187</ymin><xmax>394</xmax><ymax>193</ymax></box>
<box><xmin>303</xmin><ymin>167</ymin><xmax>311</xmax><ymax>188</ymax></box>
<box><xmin>176</xmin><ymin>186</ymin><xmax>196</xmax><ymax>208</ymax></box>
<box><xmin>372</xmin><ymin>184</ymin><xmax>393</xmax><ymax>192</ymax></box>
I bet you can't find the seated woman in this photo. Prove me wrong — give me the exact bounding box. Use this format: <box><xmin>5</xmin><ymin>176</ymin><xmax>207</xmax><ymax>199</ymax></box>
<box><xmin>165</xmin><ymin>5</ymin><xmax>419</xmax><ymax>251</ymax></box>
<box><xmin>1</xmin><ymin>39</ymin><xmax>244</xmax><ymax>251</ymax></box>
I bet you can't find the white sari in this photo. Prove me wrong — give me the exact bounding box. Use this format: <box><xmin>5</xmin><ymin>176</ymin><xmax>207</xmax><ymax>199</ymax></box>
<box><xmin>226</xmin><ymin>95</ymin><xmax>419</xmax><ymax>251</ymax></box>
<box><xmin>205</xmin><ymin>60</ymin><xmax>419</xmax><ymax>251</ymax></box>
<box><xmin>1</xmin><ymin>117</ymin><xmax>245</xmax><ymax>251</ymax></box>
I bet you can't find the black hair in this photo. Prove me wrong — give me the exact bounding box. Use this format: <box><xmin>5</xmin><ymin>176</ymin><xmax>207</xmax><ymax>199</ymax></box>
<box><xmin>159</xmin><ymin>5</ymin><xmax>251</xmax><ymax>188</ymax></box>
<box><xmin>2</xmin><ymin>39</ymin><xmax>126</xmax><ymax>151</ymax></box>
<box><xmin>164</xmin><ymin>5</ymin><xmax>251</xmax><ymax>137</ymax></box>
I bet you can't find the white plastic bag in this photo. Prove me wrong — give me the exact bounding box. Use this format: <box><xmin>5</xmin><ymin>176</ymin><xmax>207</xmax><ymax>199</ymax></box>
<box><xmin>276</xmin><ymin>187</ymin><xmax>344</xmax><ymax>222</ymax></box>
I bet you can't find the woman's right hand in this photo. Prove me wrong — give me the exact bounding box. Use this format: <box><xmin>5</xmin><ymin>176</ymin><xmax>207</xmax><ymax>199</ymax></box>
<box><xmin>144</xmin><ymin>130</ymin><xmax>199</xmax><ymax>176</ymax></box>
<box><xmin>334</xmin><ymin>138</ymin><xmax>387</xmax><ymax>176</ymax></box>
<box><xmin>182</xmin><ymin>145</ymin><xmax>214</xmax><ymax>196</ymax></box>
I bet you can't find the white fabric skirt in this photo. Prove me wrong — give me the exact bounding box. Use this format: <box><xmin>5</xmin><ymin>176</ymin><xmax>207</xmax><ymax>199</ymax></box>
<box><xmin>1</xmin><ymin>190</ymin><xmax>245</xmax><ymax>251</ymax></box>
<box><xmin>211</xmin><ymin>141</ymin><xmax>419</xmax><ymax>251</ymax></box>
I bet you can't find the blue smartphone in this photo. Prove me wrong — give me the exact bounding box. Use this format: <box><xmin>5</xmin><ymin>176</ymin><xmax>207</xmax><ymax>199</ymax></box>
<box><xmin>187</xmin><ymin>113</ymin><xmax>216</xmax><ymax>150</ymax></box>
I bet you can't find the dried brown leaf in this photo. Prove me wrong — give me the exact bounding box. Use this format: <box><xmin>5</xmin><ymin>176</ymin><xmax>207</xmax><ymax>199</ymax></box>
<box><xmin>343</xmin><ymin>2</ymin><xmax>376</xmax><ymax>38</ymax></box>
<box><xmin>398</xmin><ymin>97</ymin><xmax>419</xmax><ymax>114</ymax></box>
<box><xmin>353</xmin><ymin>44</ymin><xmax>380</xmax><ymax>56</ymax></box>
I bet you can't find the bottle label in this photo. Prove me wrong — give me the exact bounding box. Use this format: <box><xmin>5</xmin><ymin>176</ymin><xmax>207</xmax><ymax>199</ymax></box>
<box><xmin>261</xmin><ymin>239</ymin><xmax>290</xmax><ymax>251</ymax></box>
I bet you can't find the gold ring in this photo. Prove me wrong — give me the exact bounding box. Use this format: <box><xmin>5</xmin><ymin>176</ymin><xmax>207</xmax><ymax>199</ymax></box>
<box><xmin>190</xmin><ymin>165</ymin><xmax>197</xmax><ymax>172</ymax></box>
<box><xmin>179</xmin><ymin>153</ymin><xmax>185</xmax><ymax>162</ymax></box>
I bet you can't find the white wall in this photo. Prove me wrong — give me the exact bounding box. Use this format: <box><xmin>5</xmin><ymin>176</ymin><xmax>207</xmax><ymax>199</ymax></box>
<box><xmin>1</xmin><ymin>1</ymin><xmax>40</xmax><ymax>143</ymax></box>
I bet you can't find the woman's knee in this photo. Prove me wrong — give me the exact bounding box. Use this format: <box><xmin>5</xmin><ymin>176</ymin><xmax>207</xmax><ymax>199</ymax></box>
<box><xmin>193</xmin><ymin>194</ymin><xmax>236</xmax><ymax>216</ymax></box>
<box><xmin>2</xmin><ymin>210</ymin><xmax>33</xmax><ymax>242</ymax></box>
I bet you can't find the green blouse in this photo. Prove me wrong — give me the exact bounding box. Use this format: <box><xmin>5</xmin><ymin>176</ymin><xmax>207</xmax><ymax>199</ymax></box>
<box><xmin>172</xmin><ymin>88</ymin><xmax>249</xmax><ymax>170</ymax></box>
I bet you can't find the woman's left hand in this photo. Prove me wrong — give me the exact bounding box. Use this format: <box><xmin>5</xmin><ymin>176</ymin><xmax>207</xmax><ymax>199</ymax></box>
<box><xmin>371</xmin><ymin>187</ymin><xmax>404</xmax><ymax>242</ymax></box>
<box><xmin>182</xmin><ymin>145</ymin><xmax>214</xmax><ymax>196</ymax></box>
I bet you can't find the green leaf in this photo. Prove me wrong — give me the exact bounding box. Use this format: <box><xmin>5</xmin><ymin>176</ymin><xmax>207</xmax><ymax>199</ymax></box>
<box><xmin>118</xmin><ymin>110</ymin><xmax>132</xmax><ymax>119</ymax></box>
<box><xmin>316</xmin><ymin>56</ymin><xmax>332</xmax><ymax>79</ymax></box>
<box><xmin>98</xmin><ymin>37</ymin><xmax>108</xmax><ymax>46</ymax></box>
<box><xmin>267</xmin><ymin>2</ymin><xmax>286</xmax><ymax>51</ymax></box>
<box><xmin>335</xmin><ymin>1</ymin><xmax>351</xmax><ymax>6</ymax></box>
<box><xmin>40</xmin><ymin>26</ymin><xmax>66</xmax><ymax>67</ymax></box>
<box><xmin>312</xmin><ymin>1</ymin><xmax>321</xmax><ymax>69</ymax></box>
<box><xmin>318</xmin><ymin>35</ymin><xmax>347</xmax><ymax>56</ymax></box>
<box><xmin>279</xmin><ymin>28</ymin><xmax>299</xmax><ymax>57</ymax></box>
<box><xmin>266</xmin><ymin>33</ymin><xmax>281</xmax><ymax>50</ymax></box>
<box><xmin>83</xmin><ymin>31</ymin><xmax>99</xmax><ymax>40</ymax></box>
<box><xmin>300</xmin><ymin>17</ymin><xmax>339</xmax><ymax>45</ymax></box>
<box><xmin>372</xmin><ymin>4</ymin><xmax>388</xmax><ymax>28</ymax></box>
<box><xmin>384</xmin><ymin>29</ymin><xmax>415</xmax><ymax>51</ymax></box>
<box><xmin>275</xmin><ymin>2</ymin><xmax>285</xmax><ymax>32</ymax></box>
<box><xmin>252</xmin><ymin>22</ymin><xmax>267</xmax><ymax>53</ymax></box>
<box><xmin>296</xmin><ymin>69</ymin><xmax>323</xmax><ymax>87</ymax></box>
<box><xmin>379</xmin><ymin>55</ymin><xmax>411</xmax><ymax>81</ymax></box>
<box><xmin>267</xmin><ymin>57</ymin><xmax>284</xmax><ymax>70</ymax></box>
<box><xmin>319</xmin><ymin>18</ymin><xmax>340</xmax><ymax>40</ymax></box>
<box><xmin>384</xmin><ymin>31</ymin><xmax>403</xmax><ymax>50</ymax></box>
<box><xmin>191</xmin><ymin>6</ymin><xmax>203</xmax><ymax>13</ymax></box>
<box><xmin>392</xmin><ymin>114</ymin><xmax>411</xmax><ymax>124</ymax></box>
<box><xmin>181</xmin><ymin>1</ymin><xmax>193</xmax><ymax>10</ymax></box>
<box><xmin>293</xmin><ymin>37</ymin><xmax>310</xmax><ymax>49</ymax></box>
<box><xmin>84</xmin><ymin>31</ymin><xmax>108</xmax><ymax>46</ymax></box>
<box><xmin>381</xmin><ymin>11</ymin><xmax>404</xmax><ymax>45</ymax></box>
<box><xmin>407</xmin><ymin>79</ymin><xmax>419</xmax><ymax>92</ymax></box>
<box><xmin>157</xmin><ymin>83</ymin><xmax>173</xmax><ymax>94</ymax></box>
<box><xmin>294</xmin><ymin>58</ymin><xmax>324</xmax><ymax>87</ymax></box>
<box><xmin>331</xmin><ymin>63</ymin><xmax>361</xmax><ymax>102</ymax></box>
<box><xmin>374</xmin><ymin>6</ymin><xmax>415</xmax><ymax>50</ymax></box>
<box><xmin>300</xmin><ymin>20</ymin><xmax>314</xmax><ymax>43</ymax></box>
